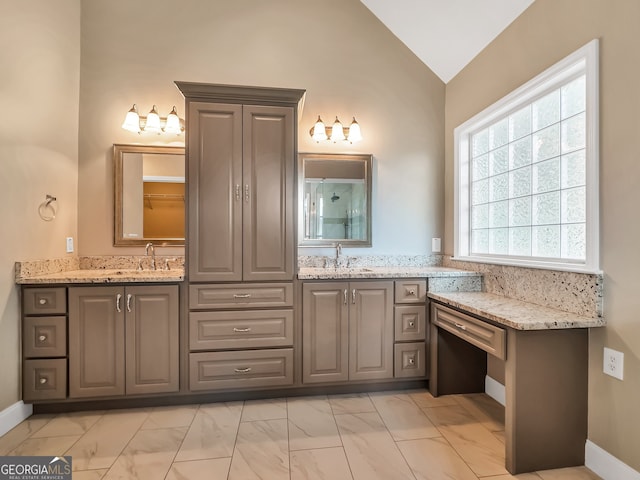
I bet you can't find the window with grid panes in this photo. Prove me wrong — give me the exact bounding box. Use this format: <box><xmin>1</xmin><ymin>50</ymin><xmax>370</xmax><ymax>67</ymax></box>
<box><xmin>454</xmin><ymin>40</ymin><xmax>599</xmax><ymax>272</ymax></box>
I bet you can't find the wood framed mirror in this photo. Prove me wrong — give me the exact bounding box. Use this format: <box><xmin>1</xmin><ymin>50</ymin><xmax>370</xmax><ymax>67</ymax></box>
<box><xmin>298</xmin><ymin>153</ymin><xmax>372</xmax><ymax>247</ymax></box>
<box><xmin>113</xmin><ymin>144</ymin><xmax>185</xmax><ymax>246</ymax></box>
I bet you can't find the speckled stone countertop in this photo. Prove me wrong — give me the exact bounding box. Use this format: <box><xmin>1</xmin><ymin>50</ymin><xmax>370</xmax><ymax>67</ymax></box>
<box><xmin>297</xmin><ymin>266</ymin><xmax>481</xmax><ymax>280</ymax></box>
<box><xmin>16</xmin><ymin>268</ymin><xmax>184</xmax><ymax>284</ymax></box>
<box><xmin>428</xmin><ymin>291</ymin><xmax>606</xmax><ymax>331</ymax></box>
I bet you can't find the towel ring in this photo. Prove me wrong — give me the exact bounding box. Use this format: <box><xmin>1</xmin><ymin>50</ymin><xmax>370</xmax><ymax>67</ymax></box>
<box><xmin>38</xmin><ymin>195</ymin><xmax>57</xmax><ymax>221</ymax></box>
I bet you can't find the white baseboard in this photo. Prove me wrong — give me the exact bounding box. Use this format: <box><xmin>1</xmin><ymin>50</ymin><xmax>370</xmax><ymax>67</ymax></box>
<box><xmin>485</xmin><ymin>375</ymin><xmax>506</xmax><ymax>406</ymax></box>
<box><xmin>585</xmin><ymin>440</ymin><xmax>640</xmax><ymax>480</ymax></box>
<box><xmin>0</xmin><ymin>401</ymin><xmax>33</xmax><ymax>437</ymax></box>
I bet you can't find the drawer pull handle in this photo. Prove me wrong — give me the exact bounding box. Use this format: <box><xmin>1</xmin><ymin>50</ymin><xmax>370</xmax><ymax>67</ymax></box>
<box><xmin>245</xmin><ymin>184</ymin><xmax>250</xmax><ymax>202</ymax></box>
<box><xmin>39</xmin><ymin>377</ymin><xmax>48</xmax><ymax>384</ymax></box>
<box><xmin>233</xmin><ymin>327</ymin><xmax>251</xmax><ymax>333</ymax></box>
<box><xmin>234</xmin><ymin>367</ymin><xmax>252</xmax><ymax>374</ymax></box>
<box><xmin>38</xmin><ymin>335</ymin><xmax>47</xmax><ymax>342</ymax></box>
<box><xmin>233</xmin><ymin>293</ymin><xmax>251</xmax><ymax>299</ymax></box>
<box><xmin>235</xmin><ymin>184</ymin><xmax>241</xmax><ymax>201</ymax></box>
<box><xmin>454</xmin><ymin>322</ymin><xmax>467</xmax><ymax>331</ymax></box>
<box><xmin>352</xmin><ymin>289</ymin><xmax>356</xmax><ymax>304</ymax></box>
<box><xmin>116</xmin><ymin>294</ymin><xmax>122</xmax><ymax>313</ymax></box>
<box><xmin>38</xmin><ymin>298</ymin><xmax>48</xmax><ymax>305</ymax></box>
<box><xmin>126</xmin><ymin>294</ymin><xmax>132</xmax><ymax>313</ymax></box>
<box><xmin>343</xmin><ymin>289</ymin><xmax>348</xmax><ymax>305</ymax></box>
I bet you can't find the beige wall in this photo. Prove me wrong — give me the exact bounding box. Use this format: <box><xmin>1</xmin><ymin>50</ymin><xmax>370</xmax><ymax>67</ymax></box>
<box><xmin>445</xmin><ymin>0</ymin><xmax>640</xmax><ymax>470</ymax></box>
<box><xmin>77</xmin><ymin>0</ymin><xmax>445</xmax><ymax>257</ymax></box>
<box><xmin>0</xmin><ymin>0</ymin><xmax>80</xmax><ymax>410</ymax></box>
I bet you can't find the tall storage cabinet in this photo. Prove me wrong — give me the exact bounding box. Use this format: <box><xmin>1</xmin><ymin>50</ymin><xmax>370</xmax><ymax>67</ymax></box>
<box><xmin>177</xmin><ymin>82</ymin><xmax>305</xmax><ymax>392</ymax></box>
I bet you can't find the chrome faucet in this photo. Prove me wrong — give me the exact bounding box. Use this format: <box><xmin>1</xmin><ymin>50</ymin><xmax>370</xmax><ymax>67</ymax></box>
<box><xmin>145</xmin><ymin>242</ymin><xmax>156</xmax><ymax>270</ymax></box>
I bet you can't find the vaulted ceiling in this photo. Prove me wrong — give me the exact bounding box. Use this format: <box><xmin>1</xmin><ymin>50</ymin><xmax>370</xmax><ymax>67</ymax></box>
<box><xmin>360</xmin><ymin>0</ymin><xmax>535</xmax><ymax>83</ymax></box>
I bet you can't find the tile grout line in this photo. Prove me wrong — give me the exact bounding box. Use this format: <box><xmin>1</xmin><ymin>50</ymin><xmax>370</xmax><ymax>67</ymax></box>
<box><xmin>162</xmin><ymin>403</ymin><xmax>202</xmax><ymax>480</ymax></box>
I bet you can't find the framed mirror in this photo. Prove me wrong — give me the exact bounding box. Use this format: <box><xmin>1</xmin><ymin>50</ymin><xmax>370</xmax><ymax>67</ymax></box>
<box><xmin>113</xmin><ymin>144</ymin><xmax>185</xmax><ymax>246</ymax></box>
<box><xmin>298</xmin><ymin>153</ymin><xmax>372</xmax><ymax>247</ymax></box>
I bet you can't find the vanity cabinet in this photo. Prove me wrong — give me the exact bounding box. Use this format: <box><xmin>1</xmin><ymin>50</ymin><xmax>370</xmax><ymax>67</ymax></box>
<box><xmin>302</xmin><ymin>281</ymin><xmax>394</xmax><ymax>384</ymax></box>
<box><xmin>22</xmin><ymin>287</ymin><xmax>68</xmax><ymax>402</ymax></box>
<box><xmin>393</xmin><ymin>280</ymin><xmax>427</xmax><ymax>379</ymax></box>
<box><xmin>68</xmin><ymin>285</ymin><xmax>179</xmax><ymax>398</ymax></box>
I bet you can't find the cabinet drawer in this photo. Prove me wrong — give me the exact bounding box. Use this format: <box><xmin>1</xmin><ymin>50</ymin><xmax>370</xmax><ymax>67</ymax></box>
<box><xmin>23</xmin><ymin>287</ymin><xmax>66</xmax><ymax>315</ymax></box>
<box><xmin>394</xmin><ymin>306</ymin><xmax>426</xmax><ymax>342</ymax></box>
<box><xmin>23</xmin><ymin>316</ymin><xmax>67</xmax><ymax>358</ymax></box>
<box><xmin>394</xmin><ymin>342</ymin><xmax>426</xmax><ymax>378</ymax></box>
<box><xmin>190</xmin><ymin>309</ymin><xmax>293</xmax><ymax>350</ymax></box>
<box><xmin>23</xmin><ymin>358</ymin><xmax>67</xmax><ymax>401</ymax></box>
<box><xmin>189</xmin><ymin>283</ymin><xmax>293</xmax><ymax>310</ymax></box>
<box><xmin>189</xmin><ymin>348</ymin><xmax>293</xmax><ymax>391</ymax></box>
<box><xmin>432</xmin><ymin>303</ymin><xmax>506</xmax><ymax>360</ymax></box>
<box><xmin>394</xmin><ymin>280</ymin><xmax>427</xmax><ymax>304</ymax></box>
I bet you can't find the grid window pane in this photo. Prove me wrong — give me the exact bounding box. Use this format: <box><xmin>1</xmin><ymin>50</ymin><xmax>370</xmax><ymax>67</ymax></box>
<box><xmin>489</xmin><ymin>146</ymin><xmax>509</xmax><ymax>176</ymax></box>
<box><xmin>489</xmin><ymin>228</ymin><xmax>508</xmax><ymax>254</ymax></box>
<box><xmin>533</xmin><ymin>124</ymin><xmax>560</xmax><ymax>163</ymax></box>
<box><xmin>532</xmin><ymin>90</ymin><xmax>560</xmax><ymax>131</ymax></box>
<box><xmin>561</xmin><ymin>76</ymin><xmax>586</xmax><ymax>119</ymax></box>
<box><xmin>472</xmin><ymin>129</ymin><xmax>489</xmax><ymax>157</ymax></box>
<box><xmin>509</xmin><ymin>105</ymin><xmax>531</xmax><ymax>141</ymax></box>
<box><xmin>468</xmin><ymin>72</ymin><xmax>588</xmax><ymax>263</ymax></box>
<box><xmin>533</xmin><ymin>157</ymin><xmax>561</xmax><ymax>194</ymax></box>
<box><xmin>490</xmin><ymin>118</ymin><xmax>509</xmax><ymax>150</ymax></box>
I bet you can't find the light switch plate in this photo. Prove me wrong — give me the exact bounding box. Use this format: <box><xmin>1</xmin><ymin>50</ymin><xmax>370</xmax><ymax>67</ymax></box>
<box><xmin>603</xmin><ymin>347</ymin><xmax>624</xmax><ymax>380</ymax></box>
<box><xmin>431</xmin><ymin>237</ymin><xmax>441</xmax><ymax>253</ymax></box>
<box><xmin>66</xmin><ymin>237</ymin><xmax>74</xmax><ymax>253</ymax></box>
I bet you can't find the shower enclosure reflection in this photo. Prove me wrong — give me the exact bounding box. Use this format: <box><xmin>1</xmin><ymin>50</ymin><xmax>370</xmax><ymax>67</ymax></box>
<box><xmin>298</xmin><ymin>153</ymin><xmax>372</xmax><ymax>247</ymax></box>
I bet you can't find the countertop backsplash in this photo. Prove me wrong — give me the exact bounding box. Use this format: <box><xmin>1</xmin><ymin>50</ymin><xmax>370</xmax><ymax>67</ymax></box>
<box><xmin>443</xmin><ymin>257</ymin><xmax>603</xmax><ymax>319</ymax></box>
<box><xmin>298</xmin><ymin>254</ymin><xmax>444</xmax><ymax>269</ymax></box>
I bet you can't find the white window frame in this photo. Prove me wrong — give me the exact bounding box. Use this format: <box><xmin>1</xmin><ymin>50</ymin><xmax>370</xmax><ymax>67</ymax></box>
<box><xmin>453</xmin><ymin>39</ymin><xmax>600</xmax><ymax>273</ymax></box>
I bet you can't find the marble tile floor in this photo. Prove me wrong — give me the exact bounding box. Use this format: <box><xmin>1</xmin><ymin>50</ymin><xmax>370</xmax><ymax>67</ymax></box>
<box><xmin>0</xmin><ymin>389</ymin><xmax>602</xmax><ymax>480</ymax></box>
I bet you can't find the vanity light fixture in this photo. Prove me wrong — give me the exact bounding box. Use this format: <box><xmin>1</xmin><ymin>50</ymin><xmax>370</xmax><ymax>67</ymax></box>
<box><xmin>121</xmin><ymin>104</ymin><xmax>185</xmax><ymax>135</ymax></box>
<box><xmin>310</xmin><ymin>115</ymin><xmax>362</xmax><ymax>144</ymax></box>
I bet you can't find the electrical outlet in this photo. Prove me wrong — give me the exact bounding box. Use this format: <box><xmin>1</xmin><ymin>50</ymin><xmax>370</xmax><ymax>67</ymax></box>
<box><xmin>66</xmin><ymin>237</ymin><xmax>74</xmax><ymax>253</ymax></box>
<box><xmin>432</xmin><ymin>237</ymin><xmax>441</xmax><ymax>253</ymax></box>
<box><xmin>603</xmin><ymin>347</ymin><xmax>624</xmax><ymax>380</ymax></box>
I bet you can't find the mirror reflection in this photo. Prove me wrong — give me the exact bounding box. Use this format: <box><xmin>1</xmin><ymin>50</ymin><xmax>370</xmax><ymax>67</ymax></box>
<box><xmin>298</xmin><ymin>153</ymin><xmax>372</xmax><ymax>247</ymax></box>
<box><xmin>114</xmin><ymin>144</ymin><xmax>185</xmax><ymax>246</ymax></box>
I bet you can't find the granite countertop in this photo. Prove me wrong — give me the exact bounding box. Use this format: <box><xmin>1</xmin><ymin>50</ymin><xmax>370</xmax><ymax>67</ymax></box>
<box><xmin>428</xmin><ymin>291</ymin><xmax>605</xmax><ymax>331</ymax></box>
<box><xmin>16</xmin><ymin>268</ymin><xmax>184</xmax><ymax>285</ymax></box>
<box><xmin>297</xmin><ymin>266</ymin><xmax>481</xmax><ymax>280</ymax></box>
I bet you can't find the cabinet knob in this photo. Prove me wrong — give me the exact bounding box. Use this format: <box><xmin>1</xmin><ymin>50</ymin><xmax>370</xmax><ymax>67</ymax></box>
<box><xmin>38</xmin><ymin>298</ymin><xmax>47</xmax><ymax>305</ymax></box>
<box><xmin>38</xmin><ymin>334</ymin><xmax>47</xmax><ymax>342</ymax></box>
<box><xmin>408</xmin><ymin>321</ymin><xmax>415</xmax><ymax>328</ymax></box>
<box><xmin>407</xmin><ymin>289</ymin><xmax>416</xmax><ymax>296</ymax></box>
<box><xmin>39</xmin><ymin>377</ymin><xmax>48</xmax><ymax>384</ymax></box>
<box><xmin>408</xmin><ymin>357</ymin><xmax>416</xmax><ymax>365</ymax></box>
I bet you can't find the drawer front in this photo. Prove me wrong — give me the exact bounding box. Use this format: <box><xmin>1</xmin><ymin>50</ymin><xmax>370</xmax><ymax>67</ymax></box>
<box><xmin>394</xmin><ymin>306</ymin><xmax>426</xmax><ymax>342</ymax></box>
<box><xmin>23</xmin><ymin>316</ymin><xmax>67</xmax><ymax>358</ymax></box>
<box><xmin>190</xmin><ymin>349</ymin><xmax>294</xmax><ymax>391</ymax></box>
<box><xmin>190</xmin><ymin>309</ymin><xmax>294</xmax><ymax>350</ymax></box>
<box><xmin>432</xmin><ymin>303</ymin><xmax>506</xmax><ymax>360</ymax></box>
<box><xmin>189</xmin><ymin>283</ymin><xmax>293</xmax><ymax>310</ymax></box>
<box><xmin>23</xmin><ymin>358</ymin><xmax>67</xmax><ymax>401</ymax></box>
<box><xmin>394</xmin><ymin>342</ymin><xmax>426</xmax><ymax>378</ymax></box>
<box><xmin>394</xmin><ymin>280</ymin><xmax>427</xmax><ymax>304</ymax></box>
<box><xmin>23</xmin><ymin>287</ymin><xmax>67</xmax><ymax>315</ymax></box>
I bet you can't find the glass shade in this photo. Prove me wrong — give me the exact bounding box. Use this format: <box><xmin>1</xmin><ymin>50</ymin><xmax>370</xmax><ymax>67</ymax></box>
<box><xmin>121</xmin><ymin>104</ymin><xmax>141</xmax><ymax>133</ymax></box>
<box><xmin>164</xmin><ymin>106</ymin><xmax>182</xmax><ymax>134</ymax></box>
<box><xmin>144</xmin><ymin>105</ymin><xmax>162</xmax><ymax>133</ymax></box>
<box><xmin>330</xmin><ymin>117</ymin><xmax>345</xmax><ymax>142</ymax></box>
<box><xmin>312</xmin><ymin>115</ymin><xmax>328</xmax><ymax>142</ymax></box>
<box><xmin>347</xmin><ymin>117</ymin><xmax>362</xmax><ymax>143</ymax></box>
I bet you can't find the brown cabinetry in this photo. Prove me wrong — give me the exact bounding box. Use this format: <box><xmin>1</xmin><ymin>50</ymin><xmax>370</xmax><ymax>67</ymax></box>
<box><xmin>68</xmin><ymin>285</ymin><xmax>179</xmax><ymax>399</ymax></box>
<box><xmin>22</xmin><ymin>287</ymin><xmax>68</xmax><ymax>402</ymax></box>
<box><xmin>393</xmin><ymin>280</ymin><xmax>427</xmax><ymax>378</ymax></box>
<box><xmin>302</xmin><ymin>281</ymin><xmax>394</xmax><ymax>384</ymax></box>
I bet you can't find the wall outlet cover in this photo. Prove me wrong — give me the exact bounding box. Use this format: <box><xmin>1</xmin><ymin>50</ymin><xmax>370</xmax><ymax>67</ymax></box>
<box><xmin>432</xmin><ymin>237</ymin><xmax>441</xmax><ymax>253</ymax></box>
<box><xmin>66</xmin><ymin>237</ymin><xmax>74</xmax><ymax>253</ymax></box>
<box><xmin>603</xmin><ymin>347</ymin><xmax>624</xmax><ymax>380</ymax></box>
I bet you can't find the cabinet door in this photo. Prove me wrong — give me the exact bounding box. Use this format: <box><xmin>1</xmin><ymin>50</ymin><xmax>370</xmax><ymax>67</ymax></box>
<box><xmin>302</xmin><ymin>282</ymin><xmax>349</xmax><ymax>383</ymax></box>
<box><xmin>69</xmin><ymin>287</ymin><xmax>125</xmax><ymax>398</ymax></box>
<box><xmin>188</xmin><ymin>101</ymin><xmax>243</xmax><ymax>282</ymax></box>
<box><xmin>349</xmin><ymin>281</ymin><xmax>394</xmax><ymax>381</ymax></box>
<box><xmin>242</xmin><ymin>105</ymin><xmax>295</xmax><ymax>281</ymax></box>
<box><xmin>125</xmin><ymin>285</ymin><xmax>179</xmax><ymax>395</ymax></box>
